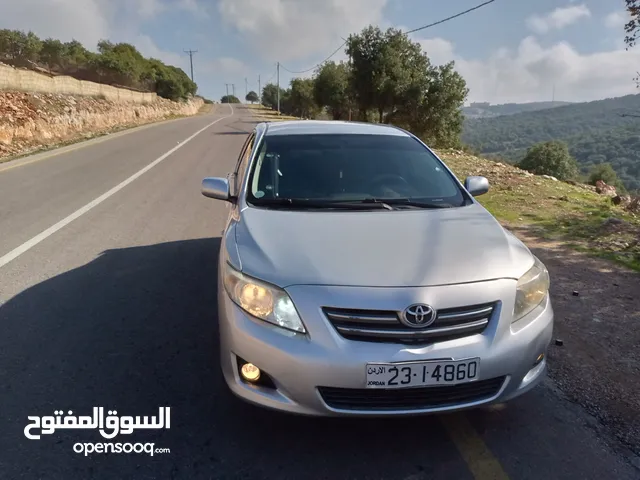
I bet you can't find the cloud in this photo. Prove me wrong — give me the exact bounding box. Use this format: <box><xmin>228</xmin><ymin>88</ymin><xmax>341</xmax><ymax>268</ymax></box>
<box><xmin>527</xmin><ymin>4</ymin><xmax>591</xmax><ymax>34</ymax></box>
<box><xmin>0</xmin><ymin>0</ymin><xmax>111</xmax><ymax>47</ymax></box>
<box><xmin>134</xmin><ymin>0</ymin><xmax>165</xmax><ymax>19</ymax></box>
<box><xmin>132</xmin><ymin>34</ymin><xmax>185</xmax><ymax>66</ymax></box>
<box><xmin>416</xmin><ymin>35</ymin><xmax>640</xmax><ymax>104</ymax></box>
<box><xmin>0</xmin><ymin>0</ymin><xmax>206</xmax><ymax>48</ymax></box>
<box><xmin>203</xmin><ymin>57</ymin><xmax>252</xmax><ymax>76</ymax></box>
<box><xmin>217</xmin><ymin>0</ymin><xmax>387</xmax><ymax>63</ymax></box>
<box><xmin>604</xmin><ymin>10</ymin><xmax>627</xmax><ymax>30</ymax></box>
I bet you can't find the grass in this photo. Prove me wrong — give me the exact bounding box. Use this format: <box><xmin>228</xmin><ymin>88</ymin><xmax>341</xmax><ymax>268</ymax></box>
<box><xmin>437</xmin><ymin>149</ymin><xmax>640</xmax><ymax>272</ymax></box>
<box><xmin>197</xmin><ymin>102</ymin><xmax>214</xmax><ymax>115</ymax></box>
<box><xmin>245</xmin><ymin>103</ymin><xmax>299</xmax><ymax>121</ymax></box>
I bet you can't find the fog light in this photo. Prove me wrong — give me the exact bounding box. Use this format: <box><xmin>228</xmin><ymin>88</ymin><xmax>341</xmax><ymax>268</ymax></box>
<box><xmin>240</xmin><ymin>363</ymin><xmax>261</xmax><ymax>382</ymax></box>
<box><xmin>534</xmin><ymin>353</ymin><xmax>545</xmax><ymax>366</ymax></box>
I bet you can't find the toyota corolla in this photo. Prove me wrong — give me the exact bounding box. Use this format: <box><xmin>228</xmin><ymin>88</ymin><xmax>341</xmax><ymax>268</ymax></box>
<box><xmin>201</xmin><ymin>120</ymin><xmax>553</xmax><ymax>416</ymax></box>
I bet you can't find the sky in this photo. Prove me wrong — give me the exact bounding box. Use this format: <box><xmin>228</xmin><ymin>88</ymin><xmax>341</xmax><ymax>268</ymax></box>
<box><xmin>0</xmin><ymin>0</ymin><xmax>636</xmax><ymax>105</ymax></box>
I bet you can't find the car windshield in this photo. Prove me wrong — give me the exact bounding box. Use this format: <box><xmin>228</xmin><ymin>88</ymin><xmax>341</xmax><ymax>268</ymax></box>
<box><xmin>245</xmin><ymin>133</ymin><xmax>468</xmax><ymax>209</ymax></box>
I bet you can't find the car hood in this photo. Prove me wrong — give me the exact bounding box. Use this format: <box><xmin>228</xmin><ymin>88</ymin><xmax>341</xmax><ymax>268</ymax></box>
<box><xmin>234</xmin><ymin>203</ymin><xmax>534</xmax><ymax>288</ymax></box>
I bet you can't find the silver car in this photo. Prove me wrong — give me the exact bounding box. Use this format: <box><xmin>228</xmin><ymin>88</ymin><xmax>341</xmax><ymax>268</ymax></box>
<box><xmin>202</xmin><ymin>120</ymin><xmax>553</xmax><ymax>416</ymax></box>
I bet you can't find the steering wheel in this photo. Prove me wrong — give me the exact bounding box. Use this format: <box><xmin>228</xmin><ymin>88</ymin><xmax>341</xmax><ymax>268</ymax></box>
<box><xmin>367</xmin><ymin>174</ymin><xmax>412</xmax><ymax>195</ymax></box>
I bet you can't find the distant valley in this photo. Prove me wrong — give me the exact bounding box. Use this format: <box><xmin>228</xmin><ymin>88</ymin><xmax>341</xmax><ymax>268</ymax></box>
<box><xmin>462</xmin><ymin>95</ymin><xmax>640</xmax><ymax>192</ymax></box>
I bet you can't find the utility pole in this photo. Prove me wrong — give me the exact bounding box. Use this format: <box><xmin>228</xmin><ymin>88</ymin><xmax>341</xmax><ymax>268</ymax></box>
<box><xmin>183</xmin><ymin>49</ymin><xmax>197</xmax><ymax>82</ymax></box>
<box><xmin>225</xmin><ymin>83</ymin><xmax>230</xmax><ymax>101</ymax></box>
<box><xmin>276</xmin><ymin>62</ymin><xmax>280</xmax><ymax>114</ymax></box>
<box><xmin>245</xmin><ymin>77</ymin><xmax>248</xmax><ymax>101</ymax></box>
<box><xmin>258</xmin><ymin>74</ymin><xmax>261</xmax><ymax>103</ymax></box>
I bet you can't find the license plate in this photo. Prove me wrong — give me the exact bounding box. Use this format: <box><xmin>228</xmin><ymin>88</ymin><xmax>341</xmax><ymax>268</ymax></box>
<box><xmin>366</xmin><ymin>358</ymin><xmax>480</xmax><ymax>389</ymax></box>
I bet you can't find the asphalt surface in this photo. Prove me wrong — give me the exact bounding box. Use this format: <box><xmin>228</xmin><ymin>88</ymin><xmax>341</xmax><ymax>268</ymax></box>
<box><xmin>0</xmin><ymin>104</ymin><xmax>638</xmax><ymax>480</ymax></box>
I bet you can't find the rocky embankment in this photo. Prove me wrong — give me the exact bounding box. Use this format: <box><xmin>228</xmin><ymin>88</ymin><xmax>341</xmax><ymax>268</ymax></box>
<box><xmin>0</xmin><ymin>91</ymin><xmax>204</xmax><ymax>160</ymax></box>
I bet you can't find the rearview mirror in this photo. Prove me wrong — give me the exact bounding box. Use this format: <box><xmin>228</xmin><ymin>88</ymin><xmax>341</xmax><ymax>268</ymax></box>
<box><xmin>202</xmin><ymin>177</ymin><xmax>231</xmax><ymax>201</ymax></box>
<box><xmin>464</xmin><ymin>176</ymin><xmax>489</xmax><ymax>197</ymax></box>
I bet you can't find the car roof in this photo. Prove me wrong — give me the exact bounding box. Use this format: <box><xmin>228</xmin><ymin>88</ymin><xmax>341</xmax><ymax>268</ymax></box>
<box><xmin>261</xmin><ymin>120</ymin><xmax>411</xmax><ymax>137</ymax></box>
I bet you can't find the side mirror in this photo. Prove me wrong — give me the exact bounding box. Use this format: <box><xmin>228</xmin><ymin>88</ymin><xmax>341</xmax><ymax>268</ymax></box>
<box><xmin>464</xmin><ymin>176</ymin><xmax>490</xmax><ymax>197</ymax></box>
<box><xmin>202</xmin><ymin>177</ymin><xmax>231</xmax><ymax>201</ymax></box>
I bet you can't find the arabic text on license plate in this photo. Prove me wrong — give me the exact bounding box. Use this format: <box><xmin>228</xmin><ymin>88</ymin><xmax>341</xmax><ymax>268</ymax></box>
<box><xmin>365</xmin><ymin>358</ymin><xmax>480</xmax><ymax>389</ymax></box>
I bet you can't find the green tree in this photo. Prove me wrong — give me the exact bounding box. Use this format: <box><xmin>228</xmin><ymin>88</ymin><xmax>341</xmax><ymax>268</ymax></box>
<box><xmin>518</xmin><ymin>141</ymin><xmax>579</xmax><ymax>180</ymax></box>
<box><xmin>0</xmin><ymin>30</ymin><xmax>42</xmax><ymax>66</ymax></box>
<box><xmin>313</xmin><ymin>61</ymin><xmax>353</xmax><ymax>120</ymax></box>
<box><xmin>0</xmin><ymin>29</ymin><xmax>19</xmax><ymax>62</ymax></box>
<box><xmin>346</xmin><ymin>26</ymin><xmax>430</xmax><ymax>123</ymax></box>
<box><xmin>153</xmin><ymin>65</ymin><xmax>194</xmax><ymax>101</ymax></box>
<box><xmin>389</xmin><ymin>62</ymin><xmax>468</xmax><ymax>147</ymax></box>
<box><xmin>246</xmin><ymin>90</ymin><xmax>259</xmax><ymax>103</ymax></box>
<box><xmin>345</xmin><ymin>25</ymin><xmax>468</xmax><ymax>146</ymax></box>
<box><xmin>221</xmin><ymin>95</ymin><xmax>241</xmax><ymax>103</ymax></box>
<box><xmin>261</xmin><ymin>83</ymin><xmax>287</xmax><ymax>110</ymax></box>
<box><xmin>40</xmin><ymin>38</ymin><xmax>65</xmax><ymax>73</ymax></box>
<box><xmin>92</xmin><ymin>41</ymin><xmax>147</xmax><ymax>87</ymax></box>
<box><xmin>625</xmin><ymin>1</ymin><xmax>640</xmax><ymax>47</ymax></box>
<box><xmin>288</xmin><ymin>78</ymin><xmax>319</xmax><ymax>118</ymax></box>
<box><xmin>280</xmin><ymin>88</ymin><xmax>294</xmax><ymax>115</ymax></box>
<box><xmin>60</xmin><ymin>40</ymin><xmax>93</xmax><ymax>74</ymax></box>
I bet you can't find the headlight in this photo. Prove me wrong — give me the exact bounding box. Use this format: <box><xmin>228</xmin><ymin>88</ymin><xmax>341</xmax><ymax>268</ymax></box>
<box><xmin>223</xmin><ymin>263</ymin><xmax>306</xmax><ymax>333</ymax></box>
<box><xmin>513</xmin><ymin>256</ymin><xmax>550</xmax><ymax>322</ymax></box>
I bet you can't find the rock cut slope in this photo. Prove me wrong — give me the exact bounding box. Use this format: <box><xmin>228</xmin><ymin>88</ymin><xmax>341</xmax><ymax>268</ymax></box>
<box><xmin>0</xmin><ymin>91</ymin><xmax>204</xmax><ymax>161</ymax></box>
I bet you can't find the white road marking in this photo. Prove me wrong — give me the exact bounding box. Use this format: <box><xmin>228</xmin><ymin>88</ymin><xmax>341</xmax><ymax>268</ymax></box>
<box><xmin>0</xmin><ymin>104</ymin><xmax>234</xmax><ymax>270</ymax></box>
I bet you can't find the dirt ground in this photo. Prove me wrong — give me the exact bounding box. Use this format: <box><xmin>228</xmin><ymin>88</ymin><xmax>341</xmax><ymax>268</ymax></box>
<box><xmin>509</xmin><ymin>224</ymin><xmax>640</xmax><ymax>455</ymax></box>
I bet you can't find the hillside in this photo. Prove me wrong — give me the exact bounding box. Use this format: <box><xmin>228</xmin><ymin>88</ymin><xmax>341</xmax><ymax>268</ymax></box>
<box><xmin>462</xmin><ymin>101</ymin><xmax>572</xmax><ymax>119</ymax></box>
<box><xmin>461</xmin><ymin>94</ymin><xmax>640</xmax><ymax>192</ymax></box>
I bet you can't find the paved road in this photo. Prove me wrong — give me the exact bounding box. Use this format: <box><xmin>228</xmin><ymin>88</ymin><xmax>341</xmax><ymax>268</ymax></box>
<box><xmin>0</xmin><ymin>105</ymin><xmax>637</xmax><ymax>479</ymax></box>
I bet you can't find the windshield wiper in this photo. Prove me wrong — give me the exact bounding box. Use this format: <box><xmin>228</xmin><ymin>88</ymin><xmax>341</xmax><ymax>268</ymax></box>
<box><xmin>250</xmin><ymin>198</ymin><xmax>393</xmax><ymax>210</ymax></box>
<box><xmin>359</xmin><ymin>198</ymin><xmax>456</xmax><ymax>209</ymax></box>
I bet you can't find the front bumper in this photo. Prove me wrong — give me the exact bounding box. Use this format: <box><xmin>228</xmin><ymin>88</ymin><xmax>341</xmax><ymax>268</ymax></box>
<box><xmin>217</xmin><ymin>278</ymin><xmax>554</xmax><ymax>416</ymax></box>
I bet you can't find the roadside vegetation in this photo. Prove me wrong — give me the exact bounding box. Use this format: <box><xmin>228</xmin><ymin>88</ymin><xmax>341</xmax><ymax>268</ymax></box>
<box><xmin>220</xmin><ymin>95</ymin><xmax>241</xmax><ymax>104</ymax></box>
<box><xmin>0</xmin><ymin>29</ymin><xmax>197</xmax><ymax>101</ymax></box>
<box><xmin>246</xmin><ymin>103</ymin><xmax>298</xmax><ymax>121</ymax></box>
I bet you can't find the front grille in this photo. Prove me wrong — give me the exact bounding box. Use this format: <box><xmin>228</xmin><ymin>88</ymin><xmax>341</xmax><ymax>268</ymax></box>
<box><xmin>323</xmin><ymin>302</ymin><xmax>496</xmax><ymax>344</ymax></box>
<box><xmin>318</xmin><ymin>377</ymin><xmax>506</xmax><ymax>411</ymax></box>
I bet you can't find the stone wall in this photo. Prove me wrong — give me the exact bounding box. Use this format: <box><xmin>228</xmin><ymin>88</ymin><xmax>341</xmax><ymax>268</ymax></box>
<box><xmin>0</xmin><ymin>64</ymin><xmax>157</xmax><ymax>104</ymax></box>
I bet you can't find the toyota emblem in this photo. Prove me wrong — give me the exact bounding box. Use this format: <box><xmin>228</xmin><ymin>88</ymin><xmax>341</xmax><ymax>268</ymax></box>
<box><xmin>401</xmin><ymin>303</ymin><xmax>437</xmax><ymax>328</ymax></box>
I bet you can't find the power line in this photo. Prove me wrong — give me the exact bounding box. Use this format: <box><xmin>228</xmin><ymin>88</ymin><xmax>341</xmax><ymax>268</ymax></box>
<box><xmin>279</xmin><ymin>42</ymin><xmax>347</xmax><ymax>75</ymax></box>
<box><xmin>404</xmin><ymin>0</ymin><xmax>495</xmax><ymax>34</ymax></box>
<box><xmin>263</xmin><ymin>66</ymin><xmax>277</xmax><ymax>86</ymax></box>
<box><xmin>278</xmin><ymin>0</ymin><xmax>496</xmax><ymax>76</ymax></box>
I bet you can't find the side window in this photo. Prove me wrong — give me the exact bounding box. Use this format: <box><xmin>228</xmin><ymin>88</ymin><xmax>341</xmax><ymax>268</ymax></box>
<box><xmin>234</xmin><ymin>133</ymin><xmax>255</xmax><ymax>195</ymax></box>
